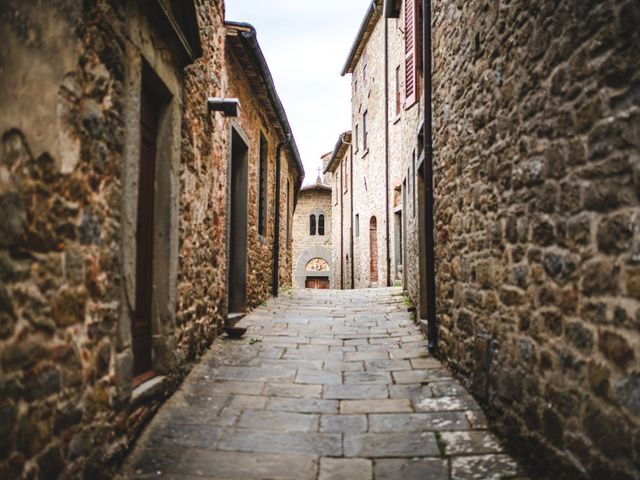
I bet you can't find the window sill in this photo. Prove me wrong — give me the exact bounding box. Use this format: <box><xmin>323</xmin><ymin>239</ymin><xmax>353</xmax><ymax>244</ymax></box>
<box><xmin>258</xmin><ymin>234</ymin><xmax>267</xmax><ymax>245</ymax></box>
<box><xmin>362</xmin><ymin>148</ymin><xmax>369</xmax><ymax>158</ymax></box>
<box><xmin>393</xmin><ymin>115</ymin><xmax>401</xmax><ymax>124</ymax></box>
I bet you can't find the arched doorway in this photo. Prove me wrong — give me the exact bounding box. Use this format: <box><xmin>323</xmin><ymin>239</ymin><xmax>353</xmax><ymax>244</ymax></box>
<box><xmin>370</xmin><ymin>216</ymin><xmax>378</xmax><ymax>283</ymax></box>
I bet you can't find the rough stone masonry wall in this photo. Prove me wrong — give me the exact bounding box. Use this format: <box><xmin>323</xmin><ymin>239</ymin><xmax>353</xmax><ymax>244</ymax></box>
<box><xmin>387</xmin><ymin>10</ymin><xmax>425</xmax><ymax>305</ymax></box>
<box><xmin>0</xmin><ymin>1</ymin><xmax>136</xmax><ymax>477</ymax></box>
<box><xmin>178</xmin><ymin>0</ymin><xmax>229</xmax><ymax>368</ymax></box>
<box><xmin>431</xmin><ymin>1</ymin><xmax>640</xmax><ymax>478</ymax></box>
<box><xmin>224</xmin><ymin>46</ymin><xmax>298</xmax><ymax>308</ymax></box>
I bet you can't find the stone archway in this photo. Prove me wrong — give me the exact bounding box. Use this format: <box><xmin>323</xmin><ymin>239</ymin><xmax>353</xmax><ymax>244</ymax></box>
<box><xmin>294</xmin><ymin>246</ymin><xmax>333</xmax><ymax>289</ymax></box>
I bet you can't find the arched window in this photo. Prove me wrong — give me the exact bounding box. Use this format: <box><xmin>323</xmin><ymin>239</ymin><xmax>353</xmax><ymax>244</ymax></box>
<box><xmin>318</xmin><ymin>215</ymin><xmax>325</xmax><ymax>236</ymax></box>
<box><xmin>310</xmin><ymin>215</ymin><xmax>316</xmax><ymax>236</ymax></box>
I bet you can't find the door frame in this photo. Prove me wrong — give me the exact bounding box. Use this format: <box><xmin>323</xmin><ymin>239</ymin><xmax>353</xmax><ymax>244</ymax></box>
<box><xmin>369</xmin><ymin>216</ymin><xmax>378</xmax><ymax>284</ymax></box>
<box><xmin>227</xmin><ymin>124</ymin><xmax>250</xmax><ymax>314</ymax></box>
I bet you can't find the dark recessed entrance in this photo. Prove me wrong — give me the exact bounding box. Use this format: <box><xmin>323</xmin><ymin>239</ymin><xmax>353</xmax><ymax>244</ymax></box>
<box><xmin>228</xmin><ymin>129</ymin><xmax>249</xmax><ymax>314</ymax></box>
<box><xmin>306</xmin><ymin>277</ymin><xmax>330</xmax><ymax>289</ymax></box>
<box><xmin>132</xmin><ymin>80</ymin><xmax>162</xmax><ymax>378</ymax></box>
<box><xmin>370</xmin><ymin>216</ymin><xmax>379</xmax><ymax>283</ymax></box>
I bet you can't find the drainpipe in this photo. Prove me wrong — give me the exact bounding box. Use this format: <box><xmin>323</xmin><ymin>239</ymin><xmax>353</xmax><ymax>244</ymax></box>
<box><xmin>349</xmin><ymin>142</ymin><xmax>355</xmax><ymax>289</ymax></box>
<box><xmin>340</xmin><ymin>157</ymin><xmax>345</xmax><ymax>290</ymax></box>
<box><xmin>272</xmin><ymin>134</ymin><xmax>292</xmax><ymax>297</ymax></box>
<box><xmin>423</xmin><ymin>0</ymin><xmax>437</xmax><ymax>353</ymax></box>
<box><xmin>384</xmin><ymin>12</ymin><xmax>391</xmax><ymax>287</ymax></box>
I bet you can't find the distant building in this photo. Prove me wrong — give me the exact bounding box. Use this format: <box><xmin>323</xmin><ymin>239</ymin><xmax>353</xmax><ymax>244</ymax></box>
<box><xmin>324</xmin><ymin>132</ymin><xmax>354</xmax><ymax>290</ymax></box>
<box><xmin>292</xmin><ymin>168</ymin><xmax>333</xmax><ymax>289</ymax></box>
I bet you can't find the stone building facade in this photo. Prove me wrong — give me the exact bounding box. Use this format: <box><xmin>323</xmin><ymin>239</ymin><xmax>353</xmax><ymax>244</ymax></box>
<box><xmin>340</xmin><ymin>3</ymin><xmax>390</xmax><ymax>289</ymax></box>
<box><xmin>325</xmin><ymin>132</ymin><xmax>354</xmax><ymax>290</ymax></box>
<box><xmin>0</xmin><ymin>1</ymin><xmax>303</xmax><ymax>478</ymax></box>
<box><xmin>335</xmin><ymin>0</ymin><xmax>640</xmax><ymax>478</ymax></box>
<box><xmin>292</xmin><ymin>175</ymin><xmax>333</xmax><ymax>289</ymax></box>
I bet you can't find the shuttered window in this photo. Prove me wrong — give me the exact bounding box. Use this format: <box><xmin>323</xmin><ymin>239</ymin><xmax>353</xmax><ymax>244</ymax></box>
<box><xmin>404</xmin><ymin>0</ymin><xmax>420</xmax><ymax>108</ymax></box>
<box><xmin>318</xmin><ymin>215</ymin><xmax>325</xmax><ymax>236</ymax></box>
<box><xmin>310</xmin><ymin>215</ymin><xmax>316</xmax><ymax>236</ymax></box>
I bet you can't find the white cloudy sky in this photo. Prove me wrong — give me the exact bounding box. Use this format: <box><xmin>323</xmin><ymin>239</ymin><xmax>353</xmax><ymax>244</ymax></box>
<box><xmin>225</xmin><ymin>0</ymin><xmax>371</xmax><ymax>185</ymax></box>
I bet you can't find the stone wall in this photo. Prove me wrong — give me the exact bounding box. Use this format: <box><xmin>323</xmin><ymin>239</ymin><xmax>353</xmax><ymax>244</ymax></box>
<box><xmin>428</xmin><ymin>1</ymin><xmax>640</xmax><ymax>478</ymax></box>
<box><xmin>328</xmin><ymin>143</ymin><xmax>353</xmax><ymax>290</ymax></box>
<box><xmin>292</xmin><ymin>185</ymin><xmax>333</xmax><ymax>289</ymax></box>
<box><xmin>348</xmin><ymin>8</ymin><xmax>391</xmax><ymax>289</ymax></box>
<box><xmin>0</xmin><ymin>1</ymin><xmax>301</xmax><ymax>477</ymax></box>
<box><xmin>0</xmin><ymin>2</ymin><xmax>174</xmax><ymax>477</ymax></box>
<box><xmin>224</xmin><ymin>37</ymin><xmax>300</xmax><ymax>308</ymax></box>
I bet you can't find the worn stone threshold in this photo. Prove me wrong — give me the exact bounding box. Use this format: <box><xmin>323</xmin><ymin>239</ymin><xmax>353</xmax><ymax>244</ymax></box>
<box><xmin>131</xmin><ymin>375</ymin><xmax>167</xmax><ymax>407</ymax></box>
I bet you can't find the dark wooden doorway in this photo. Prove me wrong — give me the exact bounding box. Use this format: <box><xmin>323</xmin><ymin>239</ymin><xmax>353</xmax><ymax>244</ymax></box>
<box><xmin>370</xmin><ymin>216</ymin><xmax>378</xmax><ymax>283</ymax></box>
<box><xmin>228</xmin><ymin>130</ymin><xmax>249</xmax><ymax>314</ymax></box>
<box><xmin>132</xmin><ymin>81</ymin><xmax>162</xmax><ymax>378</ymax></box>
<box><xmin>306</xmin><ymin>277</ymin><xmax>330</xmax><ymax>289</ymax></box>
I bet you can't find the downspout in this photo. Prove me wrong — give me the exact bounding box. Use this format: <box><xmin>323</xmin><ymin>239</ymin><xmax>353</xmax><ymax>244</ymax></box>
<box><xmin>350</xmin><ymin>143</ymin><xmax>355</xmax><ymax>289</ymax></box>
<box><xmin>340</xmin><ymin>158</ymin><xmax>345</xmax><ymax>290</ymax></box>
<box><xmin>272</xmin><ymin>134</ymin><xmax>292</xmax><ymax>297</ymax></box>
<box><xmin>423</xmin><ymin>0</ymin><xmax>437</xmax><ymax>352</ymax></box>
<box><xmin>384</xmin><ymin>12</ymin><xmax>391</xmax><ymax>287</ymax></box>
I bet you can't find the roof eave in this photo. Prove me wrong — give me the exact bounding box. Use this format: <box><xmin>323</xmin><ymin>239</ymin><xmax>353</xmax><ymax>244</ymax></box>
<box><xmin>324</xmin><ymin>131</ymin><xmax>352</xmax><ymax>174</ymax></box>
<box><xmin>225</xmin><ymin>21</ymin><xmax>305</xmax><ymax>185</ymax></box>
<box><xmin>340</xmin><ymin>1</ymin><xmax>381</xmax><ymax>76</ymax></box>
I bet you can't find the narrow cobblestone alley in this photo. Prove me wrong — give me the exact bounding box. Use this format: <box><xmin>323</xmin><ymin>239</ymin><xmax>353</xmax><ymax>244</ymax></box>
<box><xmin>120</xmin><ymin>289</ymin><xmax>527</xmax><ymax>479</ymax></box>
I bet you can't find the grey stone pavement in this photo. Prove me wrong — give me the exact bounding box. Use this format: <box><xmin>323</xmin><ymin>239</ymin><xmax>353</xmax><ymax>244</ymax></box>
<box><xmin>120</xmin><ymin>288</ymin><xmax>529</xmax><ymax>480</ymax></box>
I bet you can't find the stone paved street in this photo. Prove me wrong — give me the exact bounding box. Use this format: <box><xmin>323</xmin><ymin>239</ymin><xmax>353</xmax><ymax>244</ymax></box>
<box><xmin>120</xmin><ymin>288</ymin><xmax>528</xmax><ymax>479</ymax></box>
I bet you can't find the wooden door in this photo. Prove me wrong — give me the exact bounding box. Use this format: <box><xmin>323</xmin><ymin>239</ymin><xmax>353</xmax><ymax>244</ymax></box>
<box><xmin>370</xmin><ymin>216</ymin><xmax>378</xmax><ymax>283</ymax></box>
<box><xmin>228</xmin><ymin>130</ymin><xmax>249</xmax><ymax>313</ymax></box>
<box><xmin>306</xmin><ymin>277</ymin><xmax>330</xmax><ymax>289</ymax></box>
<box><xmin>132</xmin><ymin>82</ymin><xmax>161</xmax><ymax>377</ymax></box>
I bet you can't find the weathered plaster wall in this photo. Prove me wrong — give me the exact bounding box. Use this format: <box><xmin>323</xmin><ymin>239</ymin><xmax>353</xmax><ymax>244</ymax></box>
<box><xmin>428</xmin><ymin>1</ymin><xmax>640</xmax><ymax>478</ymax></box>
<box><xmin>0</xmin><ymin>1</ymin><xmax>147</xmax><ymax>477</ymax></box>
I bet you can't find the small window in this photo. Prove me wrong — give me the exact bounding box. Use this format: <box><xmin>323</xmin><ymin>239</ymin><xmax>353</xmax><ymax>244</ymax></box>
<box><xmin>355</xmin><ymin>124</ymin><xmax>359</xmax><ymax>152</ymax></box>
<box><xmin>395</xmin><ymin>65</ymin><xmax>401</xmax><ymax>116</ymax></box>
<box><xmin>355</xmin><ymin>214</ymin><xmax>360</xmax><ymax>237</ymax></box>
<box><xmin>344</xmin><ymin>160</ymin><xmax>349</xmax><ymax>193</ymax></box>
<box><xmin>310</xmin><ymin>214</ymin><xmax>316</xmax><ymax>236</ymax></box>
<box><xmin>362</xmin><ymin>49</ymin><xmax>368</xmax><ymax>81</ymax></box>
<box><xmin>318</xmin><ymin>214</ymin><xmax>325</xmax><ymax>236</ymax></box>
<box><xmin>363</xmin><ymin>111</ymin><xmax>368</xmax><ymax>151</ymax></box>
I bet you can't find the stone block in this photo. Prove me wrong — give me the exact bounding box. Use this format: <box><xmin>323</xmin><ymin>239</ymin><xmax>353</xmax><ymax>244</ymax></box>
<box><xmin>319</xmin><ymin>414</ymin><xmax>367</xmax><ymax>433</ymax></box>
<box><xmin>340</xmin><ymin>399</ymin><xmax>412</xmax><ymax>414</ymax></box>
<box><xmin>343</xmin><ymin>432</ymin><xmax>439</xmax><ymax>458</ymax></box>
<box><xmin>319</xmin><ymin>458</ymin><xmax>372</xmax><ymax>480</ymax></box>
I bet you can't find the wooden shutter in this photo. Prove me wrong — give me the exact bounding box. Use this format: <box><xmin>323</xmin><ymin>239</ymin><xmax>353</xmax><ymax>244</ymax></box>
<box><xmin>404</xmin><ymin>0</ymin><xmax>419</xmax><ymax>108</ymax></box>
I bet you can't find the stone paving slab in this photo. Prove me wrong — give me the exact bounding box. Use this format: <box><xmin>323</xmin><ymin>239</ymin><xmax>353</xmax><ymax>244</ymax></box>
<box><xmin>120</xmin><ymin>288</ymin><xmax>528</xmax><ymax>479</ymax></box>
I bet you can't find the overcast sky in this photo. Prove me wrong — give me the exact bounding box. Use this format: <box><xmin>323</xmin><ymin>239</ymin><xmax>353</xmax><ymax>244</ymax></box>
<box><xmin>225</xmin><ymin>0</ymin><xmax>371</xmax><ymax>185</ymax></box>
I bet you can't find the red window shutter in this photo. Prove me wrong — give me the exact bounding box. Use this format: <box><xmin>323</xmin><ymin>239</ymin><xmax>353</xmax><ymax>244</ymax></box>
<box><xmin>404</xmin><ymin>0</ymin><xmax>419</xmax><ymax>108</ymax></box>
